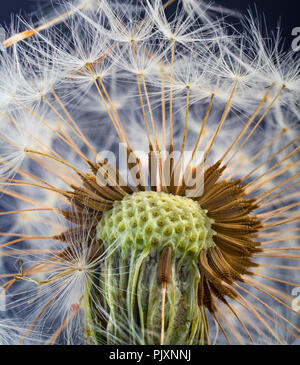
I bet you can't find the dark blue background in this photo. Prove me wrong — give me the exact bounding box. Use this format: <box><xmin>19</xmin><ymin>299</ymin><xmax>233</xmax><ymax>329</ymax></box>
<box><xmin>0</xmin><ymin>1</ymin><xmax>300</xmax><ymax>51</ymax></box>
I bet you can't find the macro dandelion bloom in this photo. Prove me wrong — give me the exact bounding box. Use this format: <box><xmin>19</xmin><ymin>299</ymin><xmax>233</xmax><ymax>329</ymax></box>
<box><xmin>0</xmin><ymin>0</ymin><xmax>299</xmax><ymax>345</ymax></box>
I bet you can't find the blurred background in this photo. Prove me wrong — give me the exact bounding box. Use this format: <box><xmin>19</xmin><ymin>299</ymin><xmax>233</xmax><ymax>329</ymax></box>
<box><xmin>0</xmin><ymin>0</ymin><xmax>299</xmax><ymax>51</ymax></box>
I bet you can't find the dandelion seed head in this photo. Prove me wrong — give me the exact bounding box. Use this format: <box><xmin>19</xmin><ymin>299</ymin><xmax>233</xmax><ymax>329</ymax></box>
<box><xmin>0</xmin><ymin>0</ymin><xmax>299</xmax><ymax>345</ymax></box>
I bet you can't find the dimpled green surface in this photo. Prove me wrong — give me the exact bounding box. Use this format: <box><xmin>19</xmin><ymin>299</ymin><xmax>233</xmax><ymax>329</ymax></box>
<box><xmin>93</xmin><ymin>191</ymin><xmax>215</xmax><ymax>344</ymax></box>
<box><xmin>97</xmin><ymin>191</ymin><xmax>215</xmax><ymax>255</ymax></box>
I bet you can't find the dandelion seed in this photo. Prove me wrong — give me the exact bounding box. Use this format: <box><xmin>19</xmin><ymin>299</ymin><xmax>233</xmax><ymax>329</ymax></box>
<box><xmin>0</xmin><ymin>0</ymin><xmax>299</xmax><ymax>345</ymax></box>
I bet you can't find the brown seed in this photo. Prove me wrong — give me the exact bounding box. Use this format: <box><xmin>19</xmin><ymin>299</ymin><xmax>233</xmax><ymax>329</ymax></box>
<box><xmin>158</xmin><ymin>246</ymin><xmax>172</xmax><ymax>284</ymax></box>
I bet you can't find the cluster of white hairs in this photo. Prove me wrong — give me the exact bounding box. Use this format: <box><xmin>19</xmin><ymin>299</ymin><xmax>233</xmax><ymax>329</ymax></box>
<box><xmin>0</xmin><ymin>0</ymin><xmax>299</xmax><ymax>345</ymax></box>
